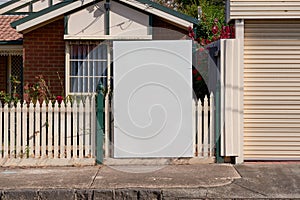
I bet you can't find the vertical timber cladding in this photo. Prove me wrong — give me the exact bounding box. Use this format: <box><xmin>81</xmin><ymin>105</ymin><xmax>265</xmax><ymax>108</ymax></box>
<box><xmin>244</xmin><ymin>20</ymin><xmax>300</xmax><ymax>160</ymax></box>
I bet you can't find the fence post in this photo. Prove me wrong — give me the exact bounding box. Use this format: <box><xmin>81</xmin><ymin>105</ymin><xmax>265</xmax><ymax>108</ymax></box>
<box><xmin>96</xmin><ymin>84</ymin><xmax>104</xmax><ymax>164</ymax></box>
<box><xmin>203</xmin><ymin>96</ymin><xmax>209</xmax><ymax>157</ymax></box>
<box><xmin>209</xmin><ymin>93</ymin><xmax>215</xmax><ymax>157</ymax></box>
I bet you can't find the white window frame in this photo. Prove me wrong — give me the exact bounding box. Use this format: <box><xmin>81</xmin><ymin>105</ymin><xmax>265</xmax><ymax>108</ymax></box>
<box><xmin>65</xmin><ymin>41</ymin><xmax>111</xmax><ymax>96</ymax></box>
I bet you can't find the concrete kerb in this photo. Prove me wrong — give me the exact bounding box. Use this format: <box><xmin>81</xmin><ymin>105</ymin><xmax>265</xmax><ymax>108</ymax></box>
<box><xmin>0</xmin><ymin>188</ymin><xmax>215</xmax><ymax>200</ymax></box>
<box><xmin>1</xmin><ymin>163</ymin><xmax>298</xmax><ymax>199</ymax></box>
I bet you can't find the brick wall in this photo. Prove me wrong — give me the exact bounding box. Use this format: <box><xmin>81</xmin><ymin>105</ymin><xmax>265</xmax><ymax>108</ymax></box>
<box><xmin>23</xmin><ymin>18</ymin><xmax>65</xmax><ymax>97</ymax></box>
<box><xmin>152</xmin><ymin>16</ymin><xmax>189</xmax><ymax>40</ymax></box>
<box><xmin>0</xmin><ymin>56</ymin><xmax>7</xmax><ymax>92</ymax></box>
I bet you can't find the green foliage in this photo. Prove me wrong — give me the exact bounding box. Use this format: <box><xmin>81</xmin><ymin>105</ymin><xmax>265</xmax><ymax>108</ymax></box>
<box><xmin>180</xmin><ymin>0</ymin><xmax>200</xmax><ymax>18</ymax></box>
<box><xmin>0</xmin><ymin>76</ymin><xmax>21</xmax><ymax>104</ymax></box>
<box><xmin>23</xmin><ymin>75</ymin><xmax>54</xmax><ymax>104</ymax></box>
<box><xmin>196</xmin><ymin>0</ymin><xmax>225</xmax><ymax>43</ymax></box>
<box><xmin>24</xmin><ymin>73</ymin><xmax>66</xmax><ymax>105</ymax></box>
<box><xmin>154</xmin><ymin>0</ymin><xmax>227</xmax><ymax>43</ymax></box>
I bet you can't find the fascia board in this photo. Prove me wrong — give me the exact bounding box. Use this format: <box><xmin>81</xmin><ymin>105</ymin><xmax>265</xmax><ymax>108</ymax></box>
<box><xmin>16</xmin><ymin>0</ymin><xmax>94</xmax><ymax>32</ymax></box>
<box><xmin>119</xmin><ymin>0</ymin><xmax>193</xmax><ymax>28</ymax></box>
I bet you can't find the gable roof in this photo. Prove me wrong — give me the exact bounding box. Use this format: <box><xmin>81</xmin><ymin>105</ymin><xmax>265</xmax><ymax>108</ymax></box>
<box><xmin>0</xmin><ymin>15</ymin><xmax>24</xmax><ymax>41</ymax></box>
<box><xmin>11</xmin><ymin>0</ymin><xmax>198</xmax><ymax>32</ymax></box>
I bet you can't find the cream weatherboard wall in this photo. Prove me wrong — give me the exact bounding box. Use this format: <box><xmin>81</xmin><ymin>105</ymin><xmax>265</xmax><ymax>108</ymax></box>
<box><xmin>228</xmin><ymin>0</ymin><xmax>300</xmax><ymax>21</ymax></box>
<box><xmin>244</xmin><ymin>19</ymin><xmax>300</xmax><ymax>160</ymax></box>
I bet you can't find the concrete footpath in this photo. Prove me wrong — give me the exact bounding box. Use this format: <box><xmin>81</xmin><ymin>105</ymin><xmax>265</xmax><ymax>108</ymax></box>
<box><xmin>0</xmin><ymin>163</ymin><xmax>299</xmax><ymax>199</ymax></box>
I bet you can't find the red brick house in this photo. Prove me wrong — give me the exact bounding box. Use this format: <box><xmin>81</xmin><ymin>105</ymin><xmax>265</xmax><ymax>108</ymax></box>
<box><xmin>0</xmin><ymin>0</ymin><xmax>198</xmax><ymax>97</ymax></box>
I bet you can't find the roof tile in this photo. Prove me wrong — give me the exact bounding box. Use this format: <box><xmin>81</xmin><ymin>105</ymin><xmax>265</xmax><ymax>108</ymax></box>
<box><xmin>0</xmin><ymin>15</ymin><xmax>24</xmax><ymax>41</ymax></box>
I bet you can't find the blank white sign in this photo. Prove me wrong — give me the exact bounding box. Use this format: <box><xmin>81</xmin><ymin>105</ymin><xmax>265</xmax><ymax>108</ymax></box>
<box><xmin>113</xmin><ymin>40</ymin><xmax>193</xmax><ymax>158</ymax></box>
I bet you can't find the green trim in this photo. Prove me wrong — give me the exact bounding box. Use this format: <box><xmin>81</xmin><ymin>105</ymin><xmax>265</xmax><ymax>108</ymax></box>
<box><xmin>135</xmin><ymin>0</ymin><xmax>199</xmax><ymax>24</ymax></box>
<box><xmin>49</xmin><ymin>0</ymin><xmax>53</xmax><ymax>6</ymax></box>
<box><xmin>96</xmin><ymin>85</ymin><xmax>104</xmax><ymax>164</ymax></box>
<box><xmin>64</xmin><ymin>15</ymin><xmax>68</xmax><ymax>34</ymax></box>
<box><xmin>105</xmin><ymin>0</ymin><xmax>110</xmax><ymax>35</ymax></box>
<box><xmin>11</xmin><ymin>0</ymin><xmax>198</xmax><ymax>31</ymax></box>
<box><xmin>11</xmin><ymin>0</ymin><xmax>74</xmax><ymax>28</ymax></box>
<box><xmin>148</xmin><ymin>14</ymin><xmax>153</xmax><ymax>35</ymax></box>
<box><xmin>0</xmin><ymin>40</ymin><xmax>23</xmax><ymax>45</ymax></box>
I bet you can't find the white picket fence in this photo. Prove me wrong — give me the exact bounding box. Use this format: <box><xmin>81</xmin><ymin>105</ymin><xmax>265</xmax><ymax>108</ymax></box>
<box><xmin>0</xmin><ymin>97</ymin><xmax>96</xmax><ymax>166</ymax></box>
<box><xmin>193</xmin><ymin>93</ymin><xmax>215</xmax><ymax>158</ymax></box>
<box><xmin>0</xmin><ymin>93</ymin><xmax>215</xmax><ymax>166</ymax></box>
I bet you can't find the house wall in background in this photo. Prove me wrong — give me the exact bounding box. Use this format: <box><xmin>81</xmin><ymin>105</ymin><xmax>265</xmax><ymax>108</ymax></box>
<box><xmin>22</xmin><ymin>12</ymin><xmax>189</xmax><ymax>97</ymax></box>
<box><xmin>152</xmin><ymin>16</ymin><xmax>188</xmax><ymax>40</ymax></box>
<box><xmin>23</xmin><ymin>18</ymin><xmax>65</xmax><ymax>96</ymax></box>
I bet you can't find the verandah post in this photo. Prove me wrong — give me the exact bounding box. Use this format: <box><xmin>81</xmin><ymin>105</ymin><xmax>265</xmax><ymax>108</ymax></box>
<box><xmin>96</xmin><ymin>84</ymin><xmax>104</xmax><ymax>164</ymax></box>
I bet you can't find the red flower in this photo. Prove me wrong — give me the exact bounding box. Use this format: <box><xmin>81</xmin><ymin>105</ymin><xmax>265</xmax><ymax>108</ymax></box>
<box><xmin>221</xmin><ymin>26</ymin><xmax>233</xmax><ymax>39</ymax></box>
<box><xmin>13</xmin><ymin>93</ymin><xmax>19</xmax><ymax>98</ymax></box>
<box><xmin>193</xmin><ymin>69</ymin><xmax>198</xmax><ymax>75</ymax></box>
<box><xmin>212</xmin><ymin>25</ymin><xmax>219</xmax><ymax>35</ymax></box>
<box><xmin>189</xmin><ymin>31</ymin><xmax>195</xmax><ymax>39</ymax></box>
<box><xmin>56</xmin><ymin>96</ymin><xmax>63</xmax><ymax>104</ymax></box>
<box><xmin>197</xmin><ymin>76</ymin><xmax>202</xmax><ymax>81</ymax></box>
<box><xmin>212</xmin><ymin>36</ymin><xmax>218</xmax><ymax>41</ymax></box>
<box><xmin>188</xmin><ymin>26</ymin><xmax>195</xmax><ymax>40</ymax></box>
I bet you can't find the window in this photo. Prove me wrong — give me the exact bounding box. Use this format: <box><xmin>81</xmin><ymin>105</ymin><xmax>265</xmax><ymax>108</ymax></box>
<box><xmin>9</xmin><ymin>55</ymin><xmax>23</xmax><ymax>96</ymax></box>
<box><xmin>67</xmin><ymin>42</ymin><xmax>110</xmax><ymax>94</ymax></box>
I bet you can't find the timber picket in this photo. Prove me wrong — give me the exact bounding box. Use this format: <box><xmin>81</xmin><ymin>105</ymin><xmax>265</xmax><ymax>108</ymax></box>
<box><xmin>203</xmin><ymin>96</ymin><xmax>209</xmax><ymax>157</ymax></box>
<box><xmin>22</xmin><ymin>102</ymin><xmax>27</xmax><ymax>158</ymax></box>
<box><xmin>195</xmin><ymin>94</ymin><xmax>215</xmax><ymax>158</ymax></box>
<box><xmin>84</xmin><ymin>97</ymin><xmax>91</xmax><ymax>158</ymax></box>
<box><xmin>60</xmin><ymin>102</ymin><xmax>66</xmax><ymax>158</ymax></box>
<box><xmin>10</xmin><ymin>104</ymin><xmax>15</xmax><ymax>158</ymax></box>
<box><xmin>78</xmin><ymin>101</ymin><xmax>84</xmax><ymax>158</ymax></box>
<box><xmin>53</xmin><ymin>101</ymin><xmax>59</xmax><ymax>159</ymax></box>
<box><xmin>66</xmin><ymin>101</ymin><xmax>72</xmax><ymax>159</ymax></box>
<box><xmin>48</xmin><ymin>102</ymin><xmax>53</xmax><ymax>158</ymax></box>
<box><xmin>28</xmin><ymin>102</ymin><xmax>34</xmax><ymax>157</ymax></box>
<box><xmin>197</xmin><ymin>99</ymin><xmax>203</xmax><ymax>157</ymax></box>
<box><xmin>16</xmin><ymin>102</ymin><xmax>21</xmax><ymax>158</ymax></box>
<box><xmin>3</xmin><ymin>104</ymin><xmax>8</xmax><ymax>158</ymax></box>
<box><xmin>90</xmin><ymin>96</ymin><xmax>96</xmax><ymax>157</ymax></box>
<box><xmin>41</xmin><ymin>101</ymin><xmax>47</xmax><ymax>158</ymax></box>
<box><xmin>0</xmin><ymin>97</ymin><xmax>96</xmax><ymax>165</ymax></box>
<box><xmin>72</xmin><ymin>100</ymin><xmax>78</xmax><ymax>158</ymax></box>
<box><xmin>35</xmin><ymin>101</ymin><xmax>41</xmax><ymax>158</ymax></box>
